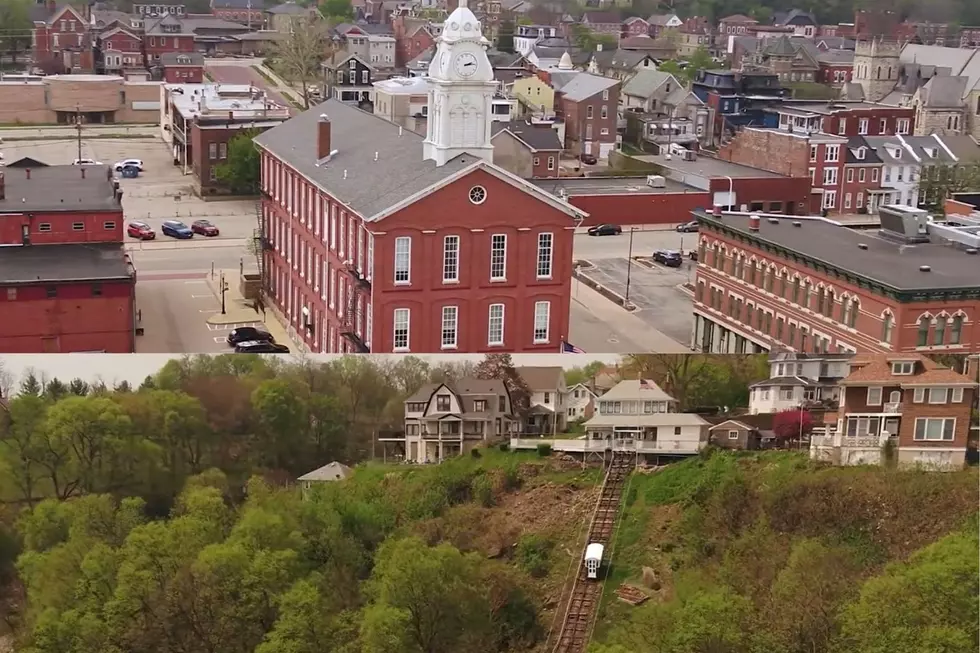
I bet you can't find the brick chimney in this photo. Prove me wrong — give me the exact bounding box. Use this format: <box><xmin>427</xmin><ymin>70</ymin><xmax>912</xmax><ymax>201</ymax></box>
<box><xmin>317</xmin><ymin>114</ymin><xmax>332</xmax><ymax>160</ymax></box>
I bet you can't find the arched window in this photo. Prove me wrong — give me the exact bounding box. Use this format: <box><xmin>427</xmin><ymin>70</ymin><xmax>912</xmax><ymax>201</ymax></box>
<box><xmin>950</xmin><ymin>314</ymin><xmax>964</xmax><ymax>345</ymax></box>
<box><xmin>881</xmin><ymin>312</ymin><xmax>894</xmax><ymax>344</ymax></box>
<box><xmin>776</xmin><ymin>269</ymin><xmax>786</xmax><ymax>297</ymax></box>
<box><xmin>698</xmin><ymin>240</ymin><xmax>707</xmax><ymax>262</ymax></box>
<box><xmin>934</xmin><ymin>315</ymin><xmax>947</xmax><ymax>345</ymax></box>
<box><xmin>764</xmin><ymin>266</ymin><xmax>774</xmax><ymax>292</ymax></box>
<box><xmin>888</xmin><ymin>390</ymin><xmax>901</xmax><ymax>404</ymax></box>
<box><xmin>791</xmin><ymin>276</ymin><xmax>801</xmax><ymax>304</ymax></box>
<box><xmin>802</xmin><ymin>280</ymin><xmax>812</xmax><ymax>309</ymax></box>
<box><xmin>847</xmin><ymin>298</ymin><xmax>859</xmax><ymax>328</ymax></box>
<box><xmin>916</xmin><ymin>315</ymin><xmax>930</xmax><ymax>347</ymax></box>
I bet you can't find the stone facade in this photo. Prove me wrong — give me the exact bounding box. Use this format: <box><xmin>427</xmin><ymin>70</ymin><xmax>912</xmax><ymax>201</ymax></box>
<box><xmin>851</xmin><ymin>39</ymin><xmax>901</xmax><ymax>102</ymax></box>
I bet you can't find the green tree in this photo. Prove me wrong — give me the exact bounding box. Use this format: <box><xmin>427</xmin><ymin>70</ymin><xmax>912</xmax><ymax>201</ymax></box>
<box><xmin>0</xmin><ymin>394</ymin><xmax>48</xmax><ymax>506</ymax></box>
<box><xmin>917</xmin><ymin>161</ymin><xmax>980</xmax><ymax>211</ymax></box>
<box><xmin>215</xmin><ymin>129</ymin><xmax>261</xmax><ymax>195</ymax></box>
<box><xmin>361</xmin><ymin>537</ymin><xmax>492</xmax><ymax>653</ymax></box>
<box><xmin>251</xmin><ymin>378</ymin><xmax>310</xmax><ymax>470</ymax></box>
<box><xmin>44</xmin><ymin>378</ymin><xmax>68</xmax><ymax>402</ymax></box>
<box><xmin>272</xmin><ymin>16</ymin><xmax>329</xmax><ymax>109</ymax></box>
<box><xmin>0</xmin><ymin>0</ymin><xmax>33</xmax><ymax>57</ymax></box>
<box><xmin>20</xmin><ymin>370</ymin><xmax>43</xmax><ymax>396</ymax></box>
<box><xmin>474</xmin><ymin>353</ymin><xmax>532</xmax><ymax>418</ymax></box>
<box><xmin>319</xmin><ymin>0</ymin><xmax>354</xmax><ymax>22</ymax></box>
<box><xmin>834</xmin><ymin>529</ymin><xmax>980</xmax><ymax>653</ymax></box>
<box><xmin>563</xmin><ymin>360</ymin><xmax>604</xmax><ymax>388</ymax></box>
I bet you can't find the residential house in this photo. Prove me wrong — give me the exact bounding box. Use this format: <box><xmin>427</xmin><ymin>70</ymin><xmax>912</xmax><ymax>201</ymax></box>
<box><xmin>566</xmin><ymin>383</ymin><xmax>598</xmax><ymax>422</ymax></box>
<box><xmin>391</xmin><ymin>16</ymin><xmax>436</xmax><ymax>67</ymax></box>
<box><xmin>265</xmin><ymin>2</ymin><xmax>319</xmax><ymax>33</ymax></box>
<box><xmin>583</xmin><ymin>379</ymin><xmax>710</xmax><ymax>454</ymax></box>
<box><xmin>160</xmin><ymin>52</ymin><xmax>205</xmax><ymax>82</ymax></box>
<box><xmin>811</xmin><ymin>354</ymin><xmax>977</xmax><ymax>471</ymax></box>
<box><xmin>516</xmin><ymin>366</ymin><xmax>567</xmax><ymax>434</ymax></box>
<box><xmin>210</xmin><ymin>0</ymin><xmax>264</xmax><ymax>27</ymax></box>
<box><xmin>588</xmin><ymin>47</ymin><xmax>656</xmax><ymax>82</ymax></box>
<box><xmin>297</xmin><ymin>462</ymin><xmax>353</xmax><ymax>494</ymax></box>
<box><xmin>716</xmin><ymin>13</ymin><xmax>758</xmax><ymax>49</ymax></box>
<box><xmin>817</xmin><ymin>48</ymin><xmax>854</xmax><ymax>87</ymax></box>
<box><xmin>677</xmin><ymin>27</ymin><xmax>711</xmax><ymax>58</ymax></box>
<box><xmin>554</xmin><ymin>71</ymin><xmax>620</xmax><ymax>159</ymax></box>
<box><xmin>622</xmin><ymin>16</ymin><xmax>650</xmax><ymax>39</ymax></box>
<box><xmin>708</xmin><ymin>419</ymin><xmax>765</xmax><ymax>449</ymax></box>
<box><xmin>526</xmin><ymin>37</ymin><xmax>588</xmax><ymax>70</ymax></box>
<box><xmin>143</xmin><ymin>14</ymin><xmax>195</xmax><ymax>65</ymax></box>
<box><xmin>514</xmin><ymin>24</ymin><xmax>558</xmax><ymax>56</ymax></box>
<box><xmin>30</xmin><ymin>1</ymin><xmax>93</xmax><ymax>74</ymax></box>
<box><xmin>373</xmin><ymin>75</ymin><xmax>429</xmax><ymax>132</ymax></box>
<box><xmin>647</xmin><ymin>13</ymin><xmax>682</xmax><ymax>39</ymax></box>
<box><xmin>773</xmin><ymin>9</ymin><xmax>818</xmax><ymax>38</ymax></box>
<box><xmin>490</xmin><ymin>120</ymin><xmax>564</xmax><ymax>178</ymax></box>
<box><xmin>620</xmin><ymin>69</ymin><xmax>684</xmax><ymax>113</ymax></box>
<box><xmin>581</xmin><ymin>11</ymin><xmax>622</xmax><ymax>43</ymax></box>
<box><xmin>838</xmin><ymin>135</ymin><xmax>886</xmax><ymax>213</ymax></box>
<box><xmin>322</xmin><ymin>51</ymin><xmax>377</xmax><ymax>106</ymax></box>
<box><xmin>746</xmin><ymin>35</ymin><xmax>819</xmax><ymax>83</ymax></box>
<box><xmin>617</xmin><ymin>35</ymin><xmax>677</xmax><ymax>60</ymax></box>
<box><xmin>97</xmin><ymin>25</ymin><xmax>144</xmax><ymax>74</ymax></box>
<box><xmin>397</xmin><ymin>379</ymin><xmax>519</xmax><ymax>463</ymax></box>
<box><xmin>512</xmin><ymin>70</ymin><xmax>557</xmax><ymax>115</ymax></box>
<box><xmin>748</xmin><ymin>351</ymin><xmax>854</xmax><ymax>414</ymax></box>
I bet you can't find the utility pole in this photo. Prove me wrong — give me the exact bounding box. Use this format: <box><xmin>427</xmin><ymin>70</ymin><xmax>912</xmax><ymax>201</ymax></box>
<box><xmin>625</xmin><ymin>227</ymin><xmax>636</xmax><ymax>303</ymax></box>
<box><xmin>75</xmin><ymin>105</ymin><xmax>82</xmax><ymax>162</ymax></box>
<box><xmin>220</xmin><ymin>272</ymin><xmax>228</xmax><ymax>314</ymax></box>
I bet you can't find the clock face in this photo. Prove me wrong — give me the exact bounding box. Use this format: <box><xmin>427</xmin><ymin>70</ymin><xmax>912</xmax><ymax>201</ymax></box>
<box><xmin>453</xmin><ymin>52</ymin><xmax>479</xmax><ymax>77</ymax></box>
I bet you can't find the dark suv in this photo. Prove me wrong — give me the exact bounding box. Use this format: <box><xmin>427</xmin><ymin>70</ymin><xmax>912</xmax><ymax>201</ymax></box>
<box><xmin>226</xmin><ymin>326</ymin><xmax>274</xmax><ymax>346</ymax></box>
<box><xmin>235</xmin><ymin>341</ymin><xmax>290</xmax><ymax>354</ymax></box>
<box><xmin>653</xmin><ymin>249</ymin><xmax>683</xmax><ymax>267</ymax></box>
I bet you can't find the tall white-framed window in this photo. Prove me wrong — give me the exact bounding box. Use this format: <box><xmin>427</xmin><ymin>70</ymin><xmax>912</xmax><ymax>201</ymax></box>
<box><xmin>488</xmin><ymin>303</ymin><xmax>505</xmax><ymax>346</ymax></box>
<box><xmin>330</xmin><ymin>205</ymin><xmax>337</xmax><ymax>250</ymax></box>
<box><xmin>913</xmin><ymin>417</ymin><xmax>955</xmax><ymax>441</ymax></box>
<box><xmin>443</xmin><ymin>235</ymin><xmax>460</xmax><ymax>283</ymax></box>
<box><xmin>533</xmin><ymin>301</ymin><xmax>550</xmax><ymax>343</ymax></box>
<box><xmin>536</xmin><ymin>232</ymin><xmax>553</xmax><ymax>279</ymax></box>
<box><xmin>441</xmin><ymin>305</ymin><xmax>458</xmax><ymax>349</ymax></box>
<box><xmin>394</xmin><ymin>236</ymin><xmax>411</xmax><ymax>284</ymax></box>
<box><xmin>825</xmin><ymin>144</ymin><xmax>840</xmax><ymax>162</ymax></box>
<box><xmin>490</xmin><ymin>234</ymin><xmax>507</xmax><ymax>281</ymax></box>
<box><xmin>393</xmin><ymin>308</ymin><xmax>410</xmax><ymax>351</ymax></box>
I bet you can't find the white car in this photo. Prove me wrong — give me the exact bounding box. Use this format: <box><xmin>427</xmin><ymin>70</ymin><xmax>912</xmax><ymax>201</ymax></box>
<box><xmin>114</xmin><ymin>158</ymin><xmax>144</xmax><ymax>171</ymax></box>
<box><xmin>73</xmin><ymin>158</ymin><xmax>103</xmax><ymax>166</ymax></box>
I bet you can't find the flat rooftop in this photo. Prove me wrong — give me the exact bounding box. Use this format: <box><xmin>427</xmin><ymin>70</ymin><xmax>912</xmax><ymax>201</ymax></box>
<box><xmin>0</xmin><ymin>165</ymin><xmax>120</xmax><ymax>213</ymax></box>
<box><xmin>533</xmin><ymin>175</ymin><xmax>701</xmax><ymax>196</ymax></box>
<box><xmin>167</xmin><ymin>83</ymin><xmax>290</xmax><ymax>120</ymax></box>
<box><xmin>640</xmin><ymin>152</ymin><xmax>784</xmax><ymax>179</ymax></box>
<box><xmin>0</xmin><ymin>243</ymin><xmax>133</xmax><ymax>284</ymax></box>
<box><xmin>697</xmin><ymin>211</ymin><xmax>980</xmax><ymax>291</ymax></box>
<box><xmin>776</xmin><ymin>101</ymin><xmax>908</xmax><ymax>114</ymax></box>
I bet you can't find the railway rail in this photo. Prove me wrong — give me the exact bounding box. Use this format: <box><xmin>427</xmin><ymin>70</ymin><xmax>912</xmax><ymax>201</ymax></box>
<box><xmin>551</xmin><ymin>452</ymin><xmax>634</xmax><ymax>653</ymax></box>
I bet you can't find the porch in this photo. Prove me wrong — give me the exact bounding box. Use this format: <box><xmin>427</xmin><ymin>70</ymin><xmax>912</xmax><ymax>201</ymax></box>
<box><xmin>523</xmin><ymin>404</ymin><xmax>560</xmax><ymax>436</ymax></box>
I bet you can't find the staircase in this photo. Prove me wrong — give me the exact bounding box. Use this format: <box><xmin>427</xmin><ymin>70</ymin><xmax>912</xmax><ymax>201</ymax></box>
<box><xmin>551</xmin><ymin>453</ymin><xmax>634</xmax><ymax>653</ymax></box>
<box><xmin>340</xmin><ymin>263</ymin><xmax>370</xmax><ymax>353</ymax></box>
<box><xmin>253</xmin><ymin>198</ymin><xmax>267</xmax><ymax>296</ymax></box>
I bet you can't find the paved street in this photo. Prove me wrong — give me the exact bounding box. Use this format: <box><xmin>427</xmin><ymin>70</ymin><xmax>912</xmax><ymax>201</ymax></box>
<box><xmin>577</xmin><ymin>258</ymin><xmax>694</xmax><ymax>348</ymax></box>
<box><xmin>572</xmin><ymin>228</ymin><xmax>697</xmax><ymax>262</ymax></box>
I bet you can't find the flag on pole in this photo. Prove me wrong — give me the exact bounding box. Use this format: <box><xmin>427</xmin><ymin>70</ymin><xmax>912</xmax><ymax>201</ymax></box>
<box><xmin>561</xmin><ymin>340</ymin><xmax>585</xmax><ymax>353</ymax></box>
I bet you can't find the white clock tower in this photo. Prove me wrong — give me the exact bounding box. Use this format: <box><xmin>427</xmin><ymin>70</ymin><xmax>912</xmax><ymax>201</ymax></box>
<box><xmin>422</xmin><ymin>0</ymin><xmax>496</xmax><ymax>167</ymax></box>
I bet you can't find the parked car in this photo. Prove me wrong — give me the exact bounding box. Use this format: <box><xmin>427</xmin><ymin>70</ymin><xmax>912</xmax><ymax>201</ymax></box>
<box><xmin>676</xmin><ymin>220</ymin><xmax>699</xmax><ymax>233</ymax></box>
<box><xmin>653</xmin><ymin>249</ymin><xmax>683</xmax><ymax>267</ymax></box>
<box><xmin>126</xmin><ymin>221</ymin><xmax>155</xmax><ymax>240</ymax></box>
<box><xmin>235</xmin><ymin>341</ymin><xmax>290</xmax><ymax>354</ymax></box>
<box><xmin>192</xmin><ymin>219</ymin><xmax>220</xmax><ymax>237</ymax></box>
<box><xmin>226</xmin><ymin>326</ymin><xmax>274</xmax><ymax>346</ymax></box>
<box><xmin>161</xmin><ymin>220</ymin><xmax>193</xmax><ymax>239</ymax></box>
<box><xmin>580</xmin><ymin>153</ymin><xmax>598</xmax><ymax>165</ymax></box>
<box><xmin>72</xmin><ymin>158</ymin><xmax>103</xmax><ymax>166</ymax></box>
<box><xmin>114</xmin><ymin>158</ymin><xmax>144</xmax><ymax>172</ymax></box>
<box><xmin>587</xmin><ymin>223</ymin><xmax>622</xmax><ymax>237</ymax></box>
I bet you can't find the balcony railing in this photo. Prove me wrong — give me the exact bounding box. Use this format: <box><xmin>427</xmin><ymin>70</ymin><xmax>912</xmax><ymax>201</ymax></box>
<box><xmin>883</xmin><ymin>402</ymin><xmax>902</xmax><ymax>413</ymax></box>
<box><xmin>811</xmin><ymin>434</ymin><xmax>892</xmax><ymax>448</ymax></box>
<box><xmin>509</xmin><ymin>437</ymin><xmax>703</xmax><ymax>455</ymax></box>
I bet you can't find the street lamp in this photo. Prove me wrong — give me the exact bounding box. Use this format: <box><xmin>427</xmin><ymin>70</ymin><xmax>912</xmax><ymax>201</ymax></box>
<box><xmin>625</xmin><ymin>227</ymin><xmax>636</xmax><ymax>303</ymax></box>
<box><xmin>220</xmin><ymin>272</ymin><xmax>229</xmax><ymax>315</ymax></box>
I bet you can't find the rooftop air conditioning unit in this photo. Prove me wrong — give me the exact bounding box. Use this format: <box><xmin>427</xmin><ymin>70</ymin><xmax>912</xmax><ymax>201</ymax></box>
<box><xmin>682</xmin><ymin>150</ymin><xmax>696</xmax><ymax>161</ymax></box>
<box><xmin>646</xmin><ymin>175</ymin><xmax>666</xmax><ymax>188</ymax></box>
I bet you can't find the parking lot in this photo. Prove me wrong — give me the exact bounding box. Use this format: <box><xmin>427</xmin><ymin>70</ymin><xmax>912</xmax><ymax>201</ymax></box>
<box><xmin>577</xmin><ymin>257</ymin><xmax>695</xmax><ymax>347</ymax></box>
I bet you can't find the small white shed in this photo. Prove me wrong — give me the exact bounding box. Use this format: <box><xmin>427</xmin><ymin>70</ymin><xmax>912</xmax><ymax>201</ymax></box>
<box><xmin>584</xmin><ymin>542</ymin><xmax>605</xmax><ymax>579</ymax></box>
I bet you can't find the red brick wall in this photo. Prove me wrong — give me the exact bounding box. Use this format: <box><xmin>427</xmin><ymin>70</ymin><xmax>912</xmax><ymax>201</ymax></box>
<box><xmin>0</xmin><ymin>281</ymin><xmax>135</xmax><ymax>352</ymax></box>
<box><xmin>840</xmin><ymin>164</ymin><xmax>881</xmax><ymax>212</ymax></box>
<box><xmin>103</xmin><ymin>31</ymin><xmax>142</xmax><ymax>53</ymax></box>
<box><xmin>212</xmin><ymin>7</ymin><xmax>263</xmax><ymax>24</ymax></box>
<box><xmin>561</xmin><ymin>84</ymin><xmax>620</xmax><ymax>155</ymax></box>
<box><xmin>531</xmin><ymin>151</ymin><xmax>561</xmax><ymax>178</ymax></box>
<box><xmin>708</xmin><ymin>176</ymin><xmax>811</xmax><ymax>214</ymax></box>
<box><xmin>717</xmin><ymin>129</ymin><xmax>811</xmax><ymax>177</ymax></box>
<box><xmin>144</xmin><ymin>34</ymin><xmax>195</xmax><ymax>64</ymax></box>
<box><xmin>164</xmin><ymin>65</ymin><xmax>204</xmax><ymax>83</ymax></box>
<box><xmin>569</xmin><ymin>191</ymin><xmax>710</xmax><ymax>226</ymax></box>
<box><xmin>820</xmin><ymin>107</ymin><xmax>915</xmax><ymax>137</ymax></box>
<box><xmin>0</xmin><ymin>210</ymin><xmax>124</xmax><ymax>245</ymax></box>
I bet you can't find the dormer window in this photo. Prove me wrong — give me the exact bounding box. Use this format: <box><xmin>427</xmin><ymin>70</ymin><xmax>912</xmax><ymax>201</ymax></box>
<box><xmin>893</xmin><ymin>149</ymin><xmax>901</xmax><ymax>159</ymax></box>
<box><xmin>891</xmin><ymin>361</ymin><xmax>915</xmax><ymax>375</ymax></box>
<box><xmin>349</xmin><ymin>59</ymin><xmax>357</xmax><ymax>69</ymax></box>
<box><xmin>436</xmin><ymin>394</ymin><xmax>450</xmax><ymax>411</ymax></box>
<box><xmin>855</xmin><ymin>147</ymin><xmax>865</xmax><ymax>160</ymax></box>
<box><xmin>926</xmin><ymin>148</ymin><xmax>937</xmax><ymax>158</ymax></box>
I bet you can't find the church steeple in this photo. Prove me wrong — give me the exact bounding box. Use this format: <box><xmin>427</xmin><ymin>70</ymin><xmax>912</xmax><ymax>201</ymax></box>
<box><xmin>422</xmin><ymin>0</ymin><xmax>496</xmax><ymax>167</ymax></box>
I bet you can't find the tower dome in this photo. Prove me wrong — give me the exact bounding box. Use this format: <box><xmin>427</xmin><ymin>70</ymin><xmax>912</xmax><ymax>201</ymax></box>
<box><xmin>558</xmin><ymin>51</ymin><xmax>573</xmax><ymax>70</ymax></box>
<box><xmin>441</xmin><ymin>0</ymin><xmax>489</xmax><ymax>44</ymax></box>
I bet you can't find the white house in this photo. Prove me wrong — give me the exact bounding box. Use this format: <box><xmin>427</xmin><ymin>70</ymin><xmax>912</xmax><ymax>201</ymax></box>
<box><xmin>297</xmin><ymin>461</ymin><xmax>353</xmax><ymax>495</ymax></box>
<box><xmin>748</xmin><ymin>352</ymin><xmax>854</xmax><ymax>414</ymax></box>
<box><xmin>566</xmin><ymin>383</ymin><xmax>598</xmax><ymax>422</ymax></box>
<box><xmin>516</xmin><ymin>366</ymin><xmax>567</xmax><ymax>434</ymax></box>
<box><xmin>514</xmin><ymin>24</ymin><xmax>558</xmax><ymax>56</ymax></box>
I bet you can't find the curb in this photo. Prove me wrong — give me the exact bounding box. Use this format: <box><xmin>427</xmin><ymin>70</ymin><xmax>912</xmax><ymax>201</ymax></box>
<box><xmin>572</xmin><ymin>268</ymin><xmax>637</xmax><ymax>312</ymax></box>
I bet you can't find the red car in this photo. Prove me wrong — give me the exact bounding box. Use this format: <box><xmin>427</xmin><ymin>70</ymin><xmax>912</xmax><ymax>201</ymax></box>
<box><xmin>127</xmin><ymin>221</ymin><xmax>155</xmax><ymax>239</ymax></box>
<box><xmin>192</xmin><ymin>219</ymin><xmax>220</xmax><ymax>237</ymax></box>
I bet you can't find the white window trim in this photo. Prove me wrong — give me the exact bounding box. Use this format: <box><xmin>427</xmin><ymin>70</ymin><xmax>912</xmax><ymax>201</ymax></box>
<box><xmin>393</xmin><ymin>308</ymin><xmax>410</xmax><ymax>352</ymax></box>
<box><xmin>533</xmin><ymin>300</ymin><xmax>550</xmax><ymax>344</ymax></box>
<box><xmin>913</xmin><ymin>387</ymin><xmax>925</xmax><ymax>403</ymax></box>
<box><xmin>951</xmin><ymin>387</ymin><xmax>964</xmax><ymax>403</ymax></box>
<box><xmin>442</xmin><ymin>235</ymin><xmax>460</xmax><ymax>284</ymax></box>
<box><xmin>866</xmin><ymin>386</ymin><xmax>882</xmax><ymax>406</ymax></box>
<box><xmin>441</xmin><ymin>305</ymin><xmax>458</xmax><ymax>350</ymax></box>
<box><xmin>488</xmin><ymin>303</ymin><xmax>505</xmax><ymax>346</ymax></box>
<box><xmin>927</xmin><ymin>387</ymin><xmax>948</xmax><ymax>404</ymax></box>
<box><xmin>913</xmin><ymin>417</ymin><xmax>955</xmax><ymax>442</ymax></box>
<box><xmin>394</xmin><ymin>236</ymin><xmax>411</xmax><ymax>285</ymax></box>
<box><xmin>490</xmin><ymin>233</ymin><xmax>507</xmax><ymax>281</ymax></box>
<box><xmin>536</xmin><ymin>232</ymin><xmax>553</xmax><ymax>279</ymax></box>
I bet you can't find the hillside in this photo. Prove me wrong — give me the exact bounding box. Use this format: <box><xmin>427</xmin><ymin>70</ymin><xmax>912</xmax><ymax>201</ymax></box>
<box><xmin>2</xmin><ymin>448</ymin><xmax>976</xmax><ymax>653</ymax></box>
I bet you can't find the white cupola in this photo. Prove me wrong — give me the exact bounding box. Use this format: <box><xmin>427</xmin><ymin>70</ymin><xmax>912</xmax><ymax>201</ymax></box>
<box><xmin>558</xmin><ymin>51</ymin><xmax>573</xmax><ymax>70</ymax></box>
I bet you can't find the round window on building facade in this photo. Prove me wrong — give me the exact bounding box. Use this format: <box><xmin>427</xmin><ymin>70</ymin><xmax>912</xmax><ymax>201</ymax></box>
<box><xmin>469</xmin><ymin>185</ymin><xmax>487</xmax><ymax>205</ymax></box>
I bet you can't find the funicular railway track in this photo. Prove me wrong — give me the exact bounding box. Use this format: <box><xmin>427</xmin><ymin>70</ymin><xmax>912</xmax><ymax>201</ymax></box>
<box><xmin>552</xmin><ymin>452</ymin><xmax>634</xmax><ymax>653</ymax></box>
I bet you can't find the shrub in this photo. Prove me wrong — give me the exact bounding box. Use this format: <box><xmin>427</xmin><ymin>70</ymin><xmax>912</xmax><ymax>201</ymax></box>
<box><xmin>471</xmin><ymin>448</ymin><xmax>482</xmax><ymax>459</ymax></box>
<box><xmin>498</xmin><ymin>442</ymin><xmax>510</xmax><ymax>452</ymax></box>
<box><xmin>515</xmin><ymin>534</ymin><xmax>553</xmax><ymax>578</ymax></box>
<box><xmin>472</xmin><ymin>474</ymin><xmax>495</xmax><ymax>507</ymax></box>
<box><xmin>536</xmin><ymin>443</ymin><xmax>552</xmax><ymax>457</ymax></box>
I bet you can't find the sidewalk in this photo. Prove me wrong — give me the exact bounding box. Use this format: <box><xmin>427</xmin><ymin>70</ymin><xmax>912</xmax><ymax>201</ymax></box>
<box><xmin>204</xmin><ymin>269</ymin><xmax>297</xmax><ymax>350</ymax></box>
<box><xmin>255</xmin><ymin>63</ymin><xmax>303</xmax><ymax>103</ymax></box>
